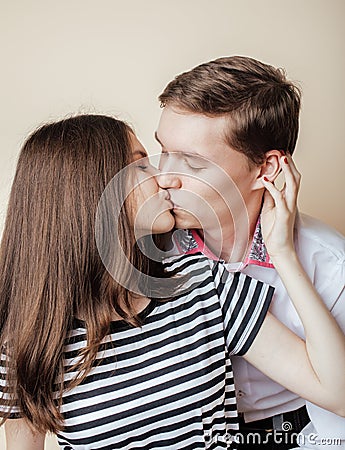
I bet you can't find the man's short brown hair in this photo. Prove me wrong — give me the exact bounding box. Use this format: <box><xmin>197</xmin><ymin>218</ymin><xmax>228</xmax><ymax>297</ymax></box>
<box><xmin>159</xmin><ymin>56</ymin><xmax>301</xmax><ymax>165</ymax></box>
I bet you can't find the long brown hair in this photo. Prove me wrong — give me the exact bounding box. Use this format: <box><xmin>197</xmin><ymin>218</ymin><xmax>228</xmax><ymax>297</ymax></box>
<box><xmin>0</xmin><ymin>114</ymin><xmax>159</xmax><ymax>432</ymax></box>
<box><xmin>159</xmin><ymin>55</ymin><xmax>301</xmax><ymax>165</ymax></box>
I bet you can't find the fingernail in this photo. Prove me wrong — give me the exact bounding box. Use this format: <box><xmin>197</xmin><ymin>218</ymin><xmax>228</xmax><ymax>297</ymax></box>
<box><xmin>284</xmin><ymin>157</ymin><xmax>288</xmax><ymax>164</ymax></box>
<box><xmin>263</xmin><ymin>176</ymin><xmax>269</xmax><ymax>182</ymax></box>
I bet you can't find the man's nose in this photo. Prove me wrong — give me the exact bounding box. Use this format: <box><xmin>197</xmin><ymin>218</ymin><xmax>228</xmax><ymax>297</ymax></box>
<box><xmin>156</xmin><ymin>171</ymin><xmax>182</xmax><ymax>189</ymax></box>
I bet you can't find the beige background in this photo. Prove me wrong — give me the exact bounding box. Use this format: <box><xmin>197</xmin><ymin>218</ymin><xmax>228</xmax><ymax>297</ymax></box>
<box><xmin>0</xmin><ymin>0</ymin><xmax>344</xmax><ymax>448</ymax></box>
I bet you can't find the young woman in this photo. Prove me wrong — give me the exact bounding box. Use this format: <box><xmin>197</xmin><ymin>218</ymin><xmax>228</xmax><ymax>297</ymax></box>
<box><xmin>0</xmin><ymin>115</ymin><xmax>344</xmax><ymax>450</ymax></box>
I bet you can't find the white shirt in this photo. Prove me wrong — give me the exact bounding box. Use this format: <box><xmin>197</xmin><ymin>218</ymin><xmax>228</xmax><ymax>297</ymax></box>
<box><xmin>175</xmin><ymin>213</ymin><xmax>345</xmax><ymax>447</ymax></box>
<box><xmin>231</xmin><ymin>213</ymin><xmax>345</xmax><ymax>422</ymax></box>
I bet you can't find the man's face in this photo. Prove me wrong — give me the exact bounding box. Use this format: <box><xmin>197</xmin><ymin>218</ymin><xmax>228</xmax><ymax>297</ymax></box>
<box><xmin>156</xmin><ymin>106</ymin><xmax>260</xmax><ymax>234</ymax></box>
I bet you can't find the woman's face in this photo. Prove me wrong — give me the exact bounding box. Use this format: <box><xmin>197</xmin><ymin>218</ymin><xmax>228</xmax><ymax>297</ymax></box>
<box><xmin>129</xmin><ymin>133</ymin><xmax>175</xmax><ymax>235</ymax></box>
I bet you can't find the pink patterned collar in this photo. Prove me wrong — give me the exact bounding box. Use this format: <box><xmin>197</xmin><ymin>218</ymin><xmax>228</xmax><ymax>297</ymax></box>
<box><xmin>173</xmin><ymin>217</ymin><xmax>274</xmax><ymax>270</ymax></box>
<box><xmin>243</xmin><ymin>216</ymin><xmax>274</xmax><ymax>268</ymax></box>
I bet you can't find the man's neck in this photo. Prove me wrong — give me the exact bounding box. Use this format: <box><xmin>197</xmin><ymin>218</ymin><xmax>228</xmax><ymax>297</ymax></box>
<box><xmin>201</xmin><ymin>202</ymin><xmax>261</xmax><ymax>263</ymax></box>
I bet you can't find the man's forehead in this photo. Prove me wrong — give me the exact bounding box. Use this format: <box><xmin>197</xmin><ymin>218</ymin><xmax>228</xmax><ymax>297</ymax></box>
<box><xmin>156</xmin><ymin>106</ymin><xmax>229</xmax><ymax>155</ymax></box>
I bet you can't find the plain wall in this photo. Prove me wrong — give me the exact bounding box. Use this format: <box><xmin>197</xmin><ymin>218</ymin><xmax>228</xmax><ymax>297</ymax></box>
<box><xmin>0</xmin><ymin>0</ymin><xmax>344</xmax><ymax>448</ymax></box>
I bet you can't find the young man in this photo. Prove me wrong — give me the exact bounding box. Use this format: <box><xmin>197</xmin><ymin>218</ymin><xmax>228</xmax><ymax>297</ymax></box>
<box><xmin>156</xmin><ymin>56</ymin><xmax>345</xmax><ymax>449</ymax></box>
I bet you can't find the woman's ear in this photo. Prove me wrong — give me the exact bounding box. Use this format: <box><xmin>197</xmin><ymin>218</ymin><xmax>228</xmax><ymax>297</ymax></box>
<box><xmin>252</xmin><ymin>150</ymin><xmax>284</xmax><ymax>189</ymax></box>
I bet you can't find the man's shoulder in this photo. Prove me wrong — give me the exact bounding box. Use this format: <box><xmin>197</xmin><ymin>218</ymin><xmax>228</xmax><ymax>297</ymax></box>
<box><xmin>292</xmin><ymin>213</ymin><xmax>345</xmax><ymax>328</ymax></box>
<box><xmin>296</xmin><ymin>213</ymin><xmax>345</xmax><ymax>262</ymax></box>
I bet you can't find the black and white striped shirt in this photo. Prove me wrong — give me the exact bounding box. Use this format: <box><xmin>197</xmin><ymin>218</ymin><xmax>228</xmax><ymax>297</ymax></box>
<box><xmin>1</xmin><ymin>253</ymin><xmax>274</xmax><ymax>449</ymax></box>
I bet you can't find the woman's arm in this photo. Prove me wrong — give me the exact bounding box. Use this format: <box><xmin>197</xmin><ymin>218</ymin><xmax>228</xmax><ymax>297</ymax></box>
<box><xmin>5</xmin><ymin>419</ymin><xmax>45</xmax><ymax>450</ymax></box>
<box><xmin>244</xmin><ymin>154</ymin><xmax>345</xmax><ymax>416</ymax></box>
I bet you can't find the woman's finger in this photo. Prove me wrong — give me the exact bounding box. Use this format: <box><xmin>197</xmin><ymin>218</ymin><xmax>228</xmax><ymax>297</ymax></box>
<box><xmin>280</xmin><ymin>156</ymin><xmax>299</xmax><ymax>209</ymax></box>
<box><xmin>261</xmin><ymin>177</ymin><xmax>288</xmax><ymax>213</ymax></box>
<box><xmin>261</xmin><ymin>187</ymin><xmax>275</xmax><ymax>215</ymax></box>
<box><xmin>285</xmin><ymin>153</ymin><xmax>301</xmax><ymax>185</ymax></box>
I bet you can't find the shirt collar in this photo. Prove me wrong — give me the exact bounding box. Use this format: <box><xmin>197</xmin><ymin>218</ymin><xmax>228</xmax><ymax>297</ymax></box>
<box><xmin>243</xmin><ymin>216</ymin><xmax>274</xmax><ymax>269</ymax></box>
<box><xmin>178</xmin><ymin>216</ymin><xmax>274</xmax><ymax>270</ymax></box>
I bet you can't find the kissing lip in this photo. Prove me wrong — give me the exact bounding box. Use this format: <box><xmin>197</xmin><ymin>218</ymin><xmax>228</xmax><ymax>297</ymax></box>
<box><xmin>165</xmin><ymin>199</ymin><xmax>174</xmax><ymax>209</ymax></box>
<box><xmin>162</xmin><ymin>194</ymin><xmax>174</xmax><ymax>209</ymax></box>
<box><xmin>162</xmin><ymin>192</ymin><xmax>175</xmax><ymax>208</ymax></box>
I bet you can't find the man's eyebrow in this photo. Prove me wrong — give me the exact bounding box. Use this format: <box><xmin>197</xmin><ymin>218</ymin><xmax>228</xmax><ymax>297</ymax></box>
<box><xmin>154</xmin><ymin>132</ymin><xmax>205</xmax><ymax>160</ymax></box>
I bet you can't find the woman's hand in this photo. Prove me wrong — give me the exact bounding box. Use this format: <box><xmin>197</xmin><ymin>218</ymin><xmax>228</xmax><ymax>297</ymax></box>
<box><xmin>260</xmin><ymin>153</ymin><xmax>301</xmax><ymax>260</ymax></box>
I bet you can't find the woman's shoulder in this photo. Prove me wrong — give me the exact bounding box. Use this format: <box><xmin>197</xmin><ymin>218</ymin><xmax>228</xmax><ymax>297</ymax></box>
<box><xmin>163</xmin><ymin>250</ymin><xmax>213</xmax><ymax>274</ymax></box>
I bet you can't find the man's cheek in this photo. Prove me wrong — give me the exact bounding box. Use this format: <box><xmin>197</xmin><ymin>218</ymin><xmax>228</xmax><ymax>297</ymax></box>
<box><xmin>172</xmin><ymin>191</ymin><xmax>205</xmax><ymax>209</ymax></box>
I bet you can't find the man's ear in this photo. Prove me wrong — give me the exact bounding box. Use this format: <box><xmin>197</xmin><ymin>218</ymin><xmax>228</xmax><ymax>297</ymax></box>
<box><xmin>252</xmin><ymin>150</ymin><xmax>283</xmax><ymax>190</ymax></box>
